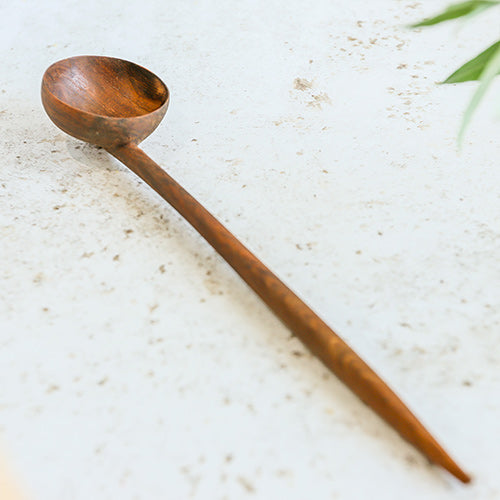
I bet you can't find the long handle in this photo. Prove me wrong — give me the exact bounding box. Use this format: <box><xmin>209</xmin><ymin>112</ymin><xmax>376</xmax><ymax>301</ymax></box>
<box><xmin>109</xmin><ymin>143</ymin><xmax>470</xmax><ymax>483</ymax></box>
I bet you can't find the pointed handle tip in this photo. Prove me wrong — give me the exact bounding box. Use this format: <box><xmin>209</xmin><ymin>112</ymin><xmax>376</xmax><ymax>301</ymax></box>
<box><xmin>437</xmin><ymin>455</ymin><xmax>471</xmax><ymax>484</ymax></box>
<box><xmin>453</xmin><ymin>467</ymin><xmax>472</xmax><ymax>484</ymax></box>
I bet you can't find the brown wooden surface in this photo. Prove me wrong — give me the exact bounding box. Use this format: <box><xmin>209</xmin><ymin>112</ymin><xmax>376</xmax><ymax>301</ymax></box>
<box><xmin>41</xmin><ymin>55</ymin><xmax>471</xmax><ymax>483</ymax></box>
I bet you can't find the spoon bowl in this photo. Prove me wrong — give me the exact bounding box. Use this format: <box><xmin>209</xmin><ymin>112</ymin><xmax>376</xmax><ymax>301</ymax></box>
<box><xmin>41</xmin><ymin>55</ymin><xmax>169</xmax><ymax>148</ymax></box>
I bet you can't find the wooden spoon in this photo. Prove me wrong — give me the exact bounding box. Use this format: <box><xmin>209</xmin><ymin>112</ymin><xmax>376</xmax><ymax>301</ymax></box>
<box><xmin>41</xmin><ymin>55</ymin><xmax>470</xmax><ymax>483</ymax></box>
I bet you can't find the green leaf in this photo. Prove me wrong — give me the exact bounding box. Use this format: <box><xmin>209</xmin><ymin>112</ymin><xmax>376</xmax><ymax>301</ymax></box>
<box><xmin>410</xmin><ymin>0</ymin><xmax>499</xmax><ymax>27</ymax></box>
<box><xmin>443</xmin><ymin>41</ymin><xmax>500</xmax><ymax>83</ymax></box>
<box><xmin>458</xmin><ymin>41</ymin><xmax>500</xmax><ymax>142</ymax></box>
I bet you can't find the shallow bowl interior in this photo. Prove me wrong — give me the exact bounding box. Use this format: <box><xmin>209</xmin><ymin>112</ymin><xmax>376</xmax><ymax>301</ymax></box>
<box><xmin>43</xmin><ymin>56</ymin><xmax>168</xmax><ymax>118</ymax></box>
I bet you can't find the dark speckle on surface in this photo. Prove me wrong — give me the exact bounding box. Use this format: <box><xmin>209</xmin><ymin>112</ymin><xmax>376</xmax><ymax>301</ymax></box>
<box><xmin>237</xmin><ymin>476</ymin><xmax>256</xmax><ymax>493</ymax></box>
<box><xmin>293</xmin><ymin>78</ymin><xmax>313</xmax><ymax>91</ymax></box>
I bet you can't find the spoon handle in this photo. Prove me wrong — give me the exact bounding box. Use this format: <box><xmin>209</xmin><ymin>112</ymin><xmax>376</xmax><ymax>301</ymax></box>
<box><xmin>109</xmin><ymin>143</ymin><xmax>469</xmax><ymax>483</ymax></box>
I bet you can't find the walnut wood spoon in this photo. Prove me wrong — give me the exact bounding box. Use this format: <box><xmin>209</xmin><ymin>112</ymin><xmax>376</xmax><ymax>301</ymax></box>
<box><xmin>41</xmin><ymin>55</ymin><xmax>470</xmax><ymax>483</ymax></box>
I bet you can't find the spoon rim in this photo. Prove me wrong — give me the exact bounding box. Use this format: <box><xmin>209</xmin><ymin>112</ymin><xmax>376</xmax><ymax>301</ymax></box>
<box><xmin>42</xmin><ymin>54</ymin><xmax>170</xmax><ymax>121</ymax></box>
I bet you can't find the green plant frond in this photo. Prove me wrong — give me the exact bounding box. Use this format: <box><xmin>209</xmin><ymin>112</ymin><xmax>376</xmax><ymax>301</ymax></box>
<box><xmin>410</xmin><ymin>0</ymin><xmax>499</xmax><ymax>28</ymax></box>
<box><xmin>458</xmin><ymin>42</ymin><xmax>500</xmax><ymax>143</ymax></box>
<box><xmin>443</xmin><ymin>41</ymin><xmax>500</xmax><ymax>83</ymax></box>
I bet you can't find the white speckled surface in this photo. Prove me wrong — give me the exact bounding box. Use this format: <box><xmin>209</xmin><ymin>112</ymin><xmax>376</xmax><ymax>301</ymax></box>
<box><xmin>1</xmin><ymin>1</ymin><xmax>499</xmax><ymax>498</ymax></box>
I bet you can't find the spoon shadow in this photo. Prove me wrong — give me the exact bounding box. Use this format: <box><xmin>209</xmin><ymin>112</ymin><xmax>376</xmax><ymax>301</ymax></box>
<box><xmin>65</xmin><ymin>139</ymin><xmax>116</xmax><ymax>170</ymax></box>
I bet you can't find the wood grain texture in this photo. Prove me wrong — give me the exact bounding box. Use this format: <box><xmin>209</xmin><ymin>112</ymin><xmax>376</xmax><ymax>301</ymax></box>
<box><xmin>42</xmin><ymin>56</ymin><xmax>169</xmax><ymax>149</ymax></box>
<box><xmin>41</xmin><ymin>55</ymin><xmax>470</xmax><ymax>483</ymax></box>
